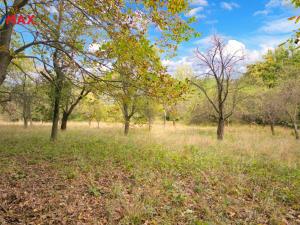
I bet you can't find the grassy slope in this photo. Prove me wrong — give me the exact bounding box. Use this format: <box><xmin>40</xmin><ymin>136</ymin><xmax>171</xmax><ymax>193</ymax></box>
<box><xmin>0</xmin><ymin>123</ymin><xmax>299</xmax><ymax>224</ymax></box>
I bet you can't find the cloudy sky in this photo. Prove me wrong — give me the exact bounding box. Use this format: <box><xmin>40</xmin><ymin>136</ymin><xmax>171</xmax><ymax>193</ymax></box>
<box><xmin>162</xmin><ymin>0</ymin><xmax>300</xmax><ymax>74</ymax></box>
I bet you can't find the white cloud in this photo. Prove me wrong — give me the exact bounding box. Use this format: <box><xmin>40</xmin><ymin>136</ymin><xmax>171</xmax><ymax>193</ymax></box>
<box><xmin>186</xmin><ymin>7</ymin><xmax>204</xmax><ymax>17</ymax></box>
<box><xmin>196</xmin><ymin>14</ymin><xmax>206</xmax><ymax>19</ymax></box>
<box><xmin>259</xmin><ymin>18</ymin><xmax>299</xmax><ymax>34</ymax></box>
<box><xmin>256</xmin><ymin>36</ymin><xmax>287</xmax><ymax>52</ymax></box>
<box><xmin>205</xmin><ymin>19</ymin><xmax>219</xmax><ymax>25</ymax></box>
<box><xmin>220</xmin><ymin>2</ymin><xmax>239</xmax><ymax>11</ymax></box>
<box><xmin>254</xmin><ymin>0</ymin><xmax>293</xmax><ymax>17</ymax></box>
<box><xmin>246</xmin><ymin>49</ymin><xmax>262</xmax><ymax>63</ymax></box>
<box><xmin>162</xmin><ymin>57</ymin><xmax>194</xmax><ymax>74</ymax></box>
<box><xmin>224</xmin><ymin>40</ymin><xmax>246</xmax><ymax>57</ymax></box>
<box><xmin>266</xmin><ymin>0</ymin><xmax>291</xmax><ymax>8</ymax></box>
<box><xmin>241</xmin><ymin>34</ymin><xmax>292</xmax><ymax>63</ymax></box>
<box><xmin>191</xmin><ymin>0</ymin><xmax>208</xmax><ymax>6</ymax></box>
<box><xmin>253</xmin><ymin>10</ymin><xmax>269</xmax><ymax>16</ymax></box>
<box><xmin>187</xmin><ymin>0</ymin><xmax>209</xmax><ymax>19</ymax></box>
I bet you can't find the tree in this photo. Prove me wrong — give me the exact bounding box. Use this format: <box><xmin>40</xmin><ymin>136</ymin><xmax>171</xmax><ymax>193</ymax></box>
<box><xmin>34</xmin><ymin>0</ymin><xmax>95</xmax><ymax>140</ymax></box>
<box><xmin>93</xmin><ymin>100</ymin><xmax>107</xmax><ymax>129</ymax></box>
<box><xmin>61</xmin><ymin>83</ymin><xmax>90</xmax><ymax>130</ymax></box>
<box><xmin>1</xmin><ymin>58</ymin><xmax>39</xmax><ymax>128</ymax></box>
<box><xmin>244</xmin><ymin>44</ymin><xmax>300</xmax><ymax>136</ymax></box>
<box><xmin>99</xmin><ymin>30</ymin><xmax>163</xmax><ymax>135</ymax></box>
<box><xmin>168</xmin><ymin>104</ymin><xmax>180</xmax><ymax>127</ymax></box>
<box><xmin>12</xmin><ymin>74</ymin><xmax>34</xmax><ymax>128</ymax></box>
<box><xmin>245</xmin><ymin>47</ymin><xmax>288</xmax><ymax>88</ymax></box>
<box><xmin>260</xmin><ymin>90</ymin><xmax>283</xmax><ymax>135</ymax></box>
<box><xmin>80</xmin><ymin>93</ymin><xmax>97</xmax><ymax>127</ymax></box>
<box><xmin>152</xmin><ymin>73</ymin><xmax>189</xmax><ymax>128</ymax></box>
<box><xmin>191</xmin><ymin>36</ymin><xmax>244</xmax><ymax>140</ymax></box>
<box><xmin>280</xmin><ymin>79</ymin><xmax>300</xmax><ymax>139</ymax></box>
<box><xmin>94</xmin><ymin>107</ymin><xmax>103</xmax><ymax>129</ymax></box>
<box><xmin>139</xmin><ymin>98</ymin><xmax>160</xmax><ymax>131</ymax></box>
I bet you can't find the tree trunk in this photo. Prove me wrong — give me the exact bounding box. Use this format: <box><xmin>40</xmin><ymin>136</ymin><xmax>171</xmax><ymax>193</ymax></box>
<box><xmin>172</xmin><ymin>120</ymin><xmax>176</xmax><ymax>127</ymax></box>
<box><xmin>124</xmin><ymin>119</ymin><xmax>130</xmax><ymax>136</ymax></box>
<box><xmin>148</xmin><ymin>119</ymin><xmax>152</xmax><ymax>131</ymax></box>
<box><xmin>97</xmin><ymin>121</ymin><xmax>100</xmax><ymax>129</ymax></box>
<box><xmin>29</xmin><ymin>100</ymin><xmax>32</xmax><ymax>126</ymax></box>
<box><xmin>50</xmin><ymin>91</ymin><xmax>61</xmax><ymax>141</ymax></box>
<box><xmin>270</xmin><ymin>122</ymin><xmax>275</xmax><ymax>136</ymax></box>
<box><xmin>217</xmin><ymin>117</ymin><xmax>225</xmax><ymax>140</ymax></box>
<box><xmin>88</xmin><ymin>120</ymin><xmax>91</xmax><ymax>127</ymax></box>
<box><xmin>0</xmin><ymin>54</ymin><xmax>11</xmax><ymax>86</ymax></box>
<box><xmin>148</xmin><ymin>118</ymin><xmax>152</xmax><ymax>131</ymax></box>
<box><xmin>22</xmin><ymin>100</ymin><xmax>28</xmax><ymax>129</ymax></box>
<box><xmin>0</xmin><ymin>0</ymin><xmax>29</xmax><ymax>86</ymax></box>
<box><xmin>23</xmin><ymin>116</ymin><xmax>28</xmax><ymax>128</ymax></box>
<box><xmin>163</xmin><ymin>110</ymin><xmax>167</xmax><ymax>128</ymax></box>
<box><xmin>61</xmin><ymin>112</ymin><xmax>69</xmax><ymax>131</ymax></box>
<box><xmin>61</xmin><ymin>88</ymin><xmax>88</xmax><ymax>131</ymax></box>
<box><xmin>293</xmin><ymin>122</ymin><xmax>299</xmax><ymax>140</ymax></box>
<box><xmin>0</xmin><ymin>22</ymin><xmax>14</xmax><ymax>86</ymax></box>
<box><xmin>50</xmin><ymin>70</ymin><xmax>64</xmax><ymax>141</ymax></box>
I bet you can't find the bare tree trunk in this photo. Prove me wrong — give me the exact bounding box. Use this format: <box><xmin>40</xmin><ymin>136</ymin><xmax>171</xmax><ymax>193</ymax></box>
<box><xmin>61</xmin><ymin>112</ymin><xmax>69</xmax><ymax>131</ymax></box>
<box><xmin>97</xmin><ymin>121</ymin><xmax>100</xmax><ymax>129</ymax></box>
<box><xmin>270</xmin><ymin>122</ymin><xmax>275</xmax><ymax>136</ymax></box>
<box><xmin>88</xmin><ymin>120</ymin><xmax>91</xmax><ymax>127</ymax></box>
<box><xmin>217</xmin><ymin>117</ymin><xmax>225</xmax><ymax>140</ymax></box>
<box><xmin>172</xmin><ymin>120</ymin><xmax>176</xmax><ymax>127</ymax></box>
<box><xmin>293</xmin><ymin>122</ymin><xmax>299</xmax><ymax>140</ymax></box>
<box><xmin>124</xmin><ymin>119</ymin><xmax>130</xmax><ymax>136</ymax></box>
<box><xmin>164</xmin><ymin>112</ymin><xmax>167</xmax><ymax>127</ymax></box>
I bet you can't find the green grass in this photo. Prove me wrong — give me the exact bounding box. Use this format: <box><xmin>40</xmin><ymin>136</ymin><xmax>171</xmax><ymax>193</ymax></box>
<box><xmin>0</xmin><ymin>124</ymin><xmax>299</xmax><ymax>224</ymax></box>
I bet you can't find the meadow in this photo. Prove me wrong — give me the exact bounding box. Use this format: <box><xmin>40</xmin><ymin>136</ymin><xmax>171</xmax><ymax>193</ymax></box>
<box><xmin>0</xmin><ymin>122</ymin><xmax>299</xmax><ymax>224</ymax></box>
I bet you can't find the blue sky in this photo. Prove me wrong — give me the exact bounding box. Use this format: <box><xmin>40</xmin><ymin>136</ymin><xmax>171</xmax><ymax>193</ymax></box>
<box><xmin>162</xmin><ymin>0</ymin><xmax>300</xmax><ymax>74</ymax></box>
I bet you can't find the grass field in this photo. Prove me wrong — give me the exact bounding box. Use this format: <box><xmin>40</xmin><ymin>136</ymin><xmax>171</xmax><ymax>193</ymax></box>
<box><xmin>0</xmin><ymin>122</ymin><xmax>299</xmax><ymax>224</ymax></box>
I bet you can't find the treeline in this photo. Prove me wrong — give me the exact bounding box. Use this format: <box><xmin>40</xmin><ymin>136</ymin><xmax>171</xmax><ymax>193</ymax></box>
<box><xmin>0</xmin><ymin>1</ymin><xmax>299</xmax><ymax>141</ymax></box>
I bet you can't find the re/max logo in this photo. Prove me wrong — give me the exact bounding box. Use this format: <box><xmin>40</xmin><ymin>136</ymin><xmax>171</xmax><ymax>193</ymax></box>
<box><xmin>0</xmin><ymin>14</ymin><xmax>35</xmax><ymax>25</ymax></box>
